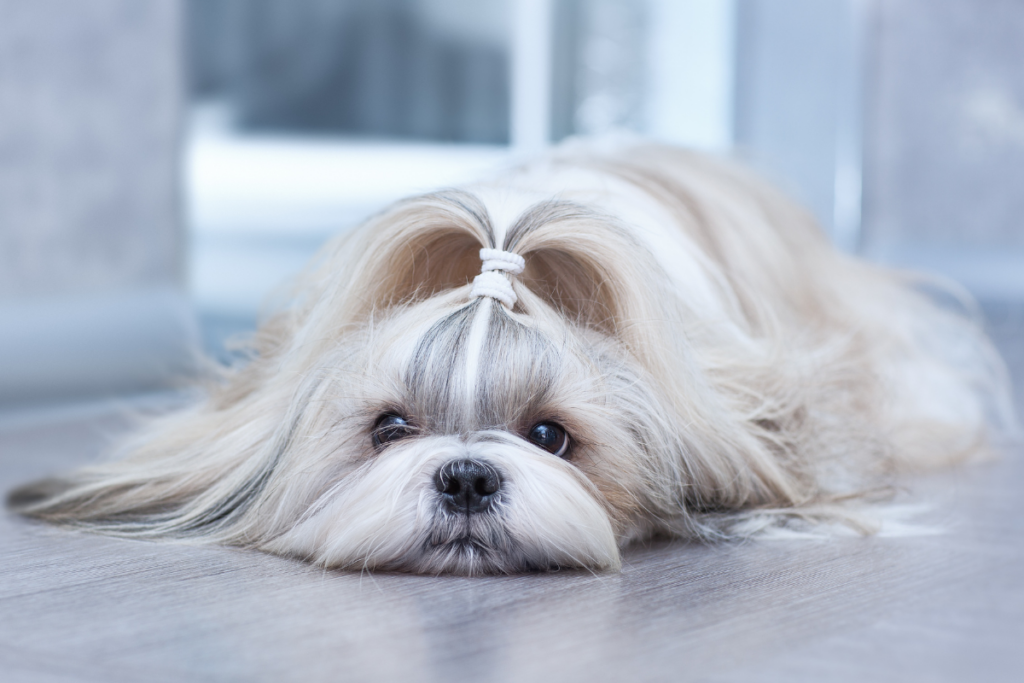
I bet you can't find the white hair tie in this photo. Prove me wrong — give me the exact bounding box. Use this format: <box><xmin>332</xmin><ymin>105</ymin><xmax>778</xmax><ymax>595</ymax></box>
<box><xmin>470</xmin><ymin>248</ymin><xmax>525</xmax><ymax>308</ymax></box>
<box><xmin>479</xmin><ymin>248</ymin><xmax>525</xmax><ymax>275</ymax></box>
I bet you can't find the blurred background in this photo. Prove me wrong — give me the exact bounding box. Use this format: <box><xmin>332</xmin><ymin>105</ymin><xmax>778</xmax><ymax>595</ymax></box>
<box><xmin>2</xmin><ymin>0</ymin><xmax>1023</xmax><ymax>410</ymax></box>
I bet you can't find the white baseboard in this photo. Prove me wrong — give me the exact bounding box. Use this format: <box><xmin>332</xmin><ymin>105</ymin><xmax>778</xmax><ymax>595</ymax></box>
<box><xmin>866</xmin><ymin>245</ymin><xmax>1024</xmax><ymax>301</ymax></box>
<box><xmin>0</xmin><ymin>288</ymin><xmax>200</xmax><ymax>407</ymax></box>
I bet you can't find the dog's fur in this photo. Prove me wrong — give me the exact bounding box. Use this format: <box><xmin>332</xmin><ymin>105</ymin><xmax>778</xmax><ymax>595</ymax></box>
<box><xmin>8</xmin><ymin>142</ymin><xmax>1014</xmax><ymax>574</ymax></box>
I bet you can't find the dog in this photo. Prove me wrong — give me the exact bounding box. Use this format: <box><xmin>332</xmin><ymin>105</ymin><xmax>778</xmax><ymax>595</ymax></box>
<box><xmin>8</xmin><ymin>142</ymin><xmax>1013</xmax><ymax>574</ymax></box>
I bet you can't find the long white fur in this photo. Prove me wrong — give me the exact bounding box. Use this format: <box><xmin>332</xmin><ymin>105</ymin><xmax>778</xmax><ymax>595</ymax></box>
<box><xmin>7</xmin><ymin>141</ymin><xmax>1014</xmax><ymax>575</ymax></box>
<box><xmin>463</xmin><ymin>296</ymin><xmax>493</xmax><ymax>410</ymax></box>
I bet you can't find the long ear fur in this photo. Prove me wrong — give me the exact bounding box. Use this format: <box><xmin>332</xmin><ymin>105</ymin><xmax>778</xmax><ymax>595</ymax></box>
<box><xmin>621</xmin><ymin>145</ymin><xmax>1013</xmax><ymax>478</ymax></box>
<box><xmin>7</xmin><ymin>368</ymin><xmax>333</xmax><ymax>541</ymax></box>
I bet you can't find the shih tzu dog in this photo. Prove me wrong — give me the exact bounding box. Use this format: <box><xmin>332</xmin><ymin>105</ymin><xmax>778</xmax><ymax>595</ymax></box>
<box><xmin>9</xmin><ymin>142</ymin><xmax>1013</xmax><ymax>574</ymax></box>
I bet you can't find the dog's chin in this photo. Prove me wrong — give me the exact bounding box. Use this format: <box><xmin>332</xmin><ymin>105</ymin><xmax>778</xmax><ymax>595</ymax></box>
<box><xmin>422</xmin><ymin>507</ymin><xmax>515</xmax><ymax>571</ymax></box>
<box><xmin>261</xmin><ymin>435</ymin><xmax>622</xmax><ymax>575</ymax></box>
<box><xmin>403</xmin><ymin>521</ymin><xmax>515</xmax><ymax>575</ymax></box>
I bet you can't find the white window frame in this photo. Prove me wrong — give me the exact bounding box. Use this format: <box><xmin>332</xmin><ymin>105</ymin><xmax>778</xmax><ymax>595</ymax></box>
<box><xmin>187</xmin><ymin>0</ymin><xmax>738</xmax><ymax>317</ymax></box>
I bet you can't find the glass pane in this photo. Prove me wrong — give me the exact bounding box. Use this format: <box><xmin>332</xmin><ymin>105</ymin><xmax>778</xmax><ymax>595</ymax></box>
<box><xmin>187</xmin><ymin>0</ymin><xmax>511</xmax><ymax>143</ymax></box>
<box><xmin>551</xmin><ymin>0</ymin><xmax>649</xmax><ymax>140</ymax></box>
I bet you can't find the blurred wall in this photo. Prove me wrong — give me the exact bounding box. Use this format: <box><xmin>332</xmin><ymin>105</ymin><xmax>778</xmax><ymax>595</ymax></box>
<box><xmin>0</xmin><ymin>0</ymin><xmax>183</xmax><ymax>297</ymax></box>
<box><xmin>861</xmin><ymin>0</ymin><xmax>1024</xmax><ymax>298</ymax></box>
<box><xmin>0</xmin><ymin>0</ymin><xmax>196</xmax><ymax>407</ymax></box>
<box><xmin>735</xmin><ymin>0</ymin><xmax>1024</xmax><ymax>301</ymax></box>
<box><xmin>734</xmin><ymin>0</ymin><xmax>863</xmax><ymax>249</ymax></box>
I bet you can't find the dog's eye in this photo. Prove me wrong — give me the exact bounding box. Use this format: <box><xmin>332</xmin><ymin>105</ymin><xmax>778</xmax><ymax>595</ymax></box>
<box><xmin>372</xmin><ymin>414</ymin><xmax>414</xmax><ymax>449</ymax></box>
<box><xmin>527</xmin><ymin>422</ymin><xmax>570</xmax><ymax>458</ymax></box>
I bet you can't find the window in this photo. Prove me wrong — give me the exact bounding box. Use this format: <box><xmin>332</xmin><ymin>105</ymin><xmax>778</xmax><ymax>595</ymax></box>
<box><xmin>183</xmin><ymin>0</ymin><xmax>759</xmax><ymax>351</ymax></box>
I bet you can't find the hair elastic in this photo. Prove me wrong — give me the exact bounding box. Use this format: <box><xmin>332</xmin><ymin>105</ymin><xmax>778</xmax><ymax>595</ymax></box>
<box><xmin>470</xmin><ymin>248</ymin><xmax>525</xmax><ymax>308</ymax></box>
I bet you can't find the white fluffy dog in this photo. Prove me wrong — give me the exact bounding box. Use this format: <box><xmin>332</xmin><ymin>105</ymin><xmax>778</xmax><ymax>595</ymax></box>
<box><xmin>9</xmin><ymin>143</ymin><xmax>1013</xmax><ymax>574</ymax></box>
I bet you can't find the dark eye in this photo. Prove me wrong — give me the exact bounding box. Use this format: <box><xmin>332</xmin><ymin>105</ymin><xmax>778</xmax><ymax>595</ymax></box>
<box><xmin>372</xmin><ymin>414</ymin><xmax>415</xmax><ymax>449</ymax></box>
<box><xmin>527</xmin><ymin>422</ymin><xmax>570</xmax><ymax>458</ymax></box>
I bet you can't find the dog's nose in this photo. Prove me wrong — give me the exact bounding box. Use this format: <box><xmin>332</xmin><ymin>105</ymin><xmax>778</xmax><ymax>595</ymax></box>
<box><xmin>434</xmin><ymin>459</ymin><xmax>501</xmax><ymax>514</ymax></box>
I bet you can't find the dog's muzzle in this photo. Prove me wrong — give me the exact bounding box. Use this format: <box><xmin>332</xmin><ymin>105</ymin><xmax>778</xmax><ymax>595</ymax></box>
<box><xmin>434</xmin><ymin>459</ymin><xmax>501</xmax><ymax>514</ymax></box>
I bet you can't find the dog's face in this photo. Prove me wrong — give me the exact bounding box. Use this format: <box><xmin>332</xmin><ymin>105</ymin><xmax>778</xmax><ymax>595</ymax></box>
<box><xmin>262</xmin><ymin>290</ymin><xmax>670</xmax><ymax>574</ymax></box>
<box><xmin>240</xmin><ymin>185</ymin><xmax>715</xmax><ymax>574</ymax></box>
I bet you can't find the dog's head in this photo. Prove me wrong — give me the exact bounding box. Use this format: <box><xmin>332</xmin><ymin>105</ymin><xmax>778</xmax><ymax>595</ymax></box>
<box><xmin>242</xmin><ymin>189</ymin><xmax>703</xmax><ymax>574</ymax></box>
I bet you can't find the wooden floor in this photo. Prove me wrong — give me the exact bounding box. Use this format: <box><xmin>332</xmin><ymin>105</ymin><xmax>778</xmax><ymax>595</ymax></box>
<box><xmin>2</xmin><ymin>311</ymin><xmax>1022</xmax><ymax>683</ymax></box>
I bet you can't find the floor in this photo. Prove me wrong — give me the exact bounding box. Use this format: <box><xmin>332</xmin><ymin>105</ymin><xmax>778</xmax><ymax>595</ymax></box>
<box><xmin>1</xmin><ymin>309</ymin><xmax>1022</xmax><ymax>683</ymax></box>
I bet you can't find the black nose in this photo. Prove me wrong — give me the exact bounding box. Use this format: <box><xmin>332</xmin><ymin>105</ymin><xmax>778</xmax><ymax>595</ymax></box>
<box><xmin>434</xmin><ymin>459</ymin><xmax>501</xmax><ymax>514</ymax></box>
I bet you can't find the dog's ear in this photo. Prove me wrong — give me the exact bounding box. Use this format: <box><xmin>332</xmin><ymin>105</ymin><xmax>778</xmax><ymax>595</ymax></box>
<box><xmin>6</xmin><ymin>369</ymin><xmax>333</xmax><ymax>543</ymax></box>
<box><xmin>6</xmin><ymin>407</ymin><xmax>270</xmax><ymax>540</ymax></box>
<box><xmin>506</xmin><ymin>201</ymin><xmax>684</xmax><ymax>365</ymax></box>
<box><xmin>301</xmin><ymin>190</ymin><xmax>494</xmax><ymax>316</ymax></box>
